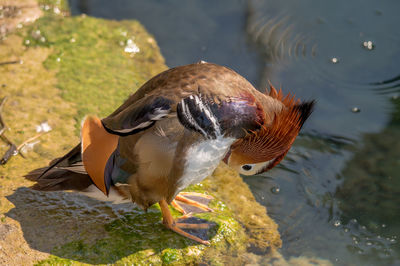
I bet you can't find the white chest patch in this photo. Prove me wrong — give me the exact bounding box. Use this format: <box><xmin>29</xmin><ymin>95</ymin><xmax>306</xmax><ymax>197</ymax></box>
<box><xmin>177</xmin><ymin>136</ymin><xmax>235</xmax><ymax>192</ymax></box>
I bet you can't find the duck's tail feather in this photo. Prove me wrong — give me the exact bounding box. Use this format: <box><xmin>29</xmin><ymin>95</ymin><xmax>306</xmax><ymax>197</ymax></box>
<box><xmin>25</xmin><ymin>143</ymin><xmax>93</xmax><ymax>191</ymax></box>
<box><xmin>26</xmin><ymin>168</ymin><xmax>92</xmax><ymax>191</ymax></box>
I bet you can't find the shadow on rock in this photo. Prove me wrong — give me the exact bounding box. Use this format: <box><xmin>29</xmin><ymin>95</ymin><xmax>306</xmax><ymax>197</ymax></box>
<box><xmin>6</xmin><ymin>187</ymin><xmax>218</xmax><ymax>264</ymax></box>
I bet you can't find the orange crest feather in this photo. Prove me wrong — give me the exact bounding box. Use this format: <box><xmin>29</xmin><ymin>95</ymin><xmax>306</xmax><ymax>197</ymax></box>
<box><xmin>231</xmin><ymin>84</ymin><xmax>314</xmax><ymax>164</ymax></box>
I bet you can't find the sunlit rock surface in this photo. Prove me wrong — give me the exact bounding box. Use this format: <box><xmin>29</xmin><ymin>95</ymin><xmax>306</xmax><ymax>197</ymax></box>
<box><xmin>0</xmin><ymin>0</ymin><xmax>42</xmax><ymax>39</ymax></box>
<box><xmin>0</xmin><ymin>0</ymin><xmax>286</xmax><ymax>264</ymax></box>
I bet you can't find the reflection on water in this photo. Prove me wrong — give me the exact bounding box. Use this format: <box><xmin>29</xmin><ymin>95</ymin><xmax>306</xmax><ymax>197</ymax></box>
<box><xmin>68</xmin><ymin>0</ymin><xmax>400</xmax><ymax>264</ymax></box>
<box><xmin>246</xmin><ymin>12</ymin><xmax>316</xmax><ymax>61</ymax></box>
<box><xmin>336</xmin><ymin>97</ymin><xmax>400</xmax><ymax>263</ymax></box>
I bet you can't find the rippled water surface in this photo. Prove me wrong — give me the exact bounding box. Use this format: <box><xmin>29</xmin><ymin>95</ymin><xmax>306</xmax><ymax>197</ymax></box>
<box><xmin>69</xmin><ymin>0</ymin><xmax>400</xmax><ymax>264</ymax></box>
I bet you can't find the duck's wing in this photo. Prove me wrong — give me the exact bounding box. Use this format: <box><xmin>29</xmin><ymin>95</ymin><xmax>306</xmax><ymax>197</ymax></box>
<box><xmin>80</xmin><ymin>95</ymin><xmax>173</xmax><ymax>195</ymax></box>
<box><xmin>102</xmin><ymin>95</ymin><xmax>172</xmax><ymax>136</ymax></box>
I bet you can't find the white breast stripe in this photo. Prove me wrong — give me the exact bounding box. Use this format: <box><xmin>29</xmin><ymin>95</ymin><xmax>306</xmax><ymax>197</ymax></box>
<box><xmin>192</xmin><ymin>95</ymin><xmax>221</xmax><ymax>136</ymax></box>
<box><xmin>180</xmin><ymin>98</ymin><xmax>208</xmax><ymax>137</ymax></box>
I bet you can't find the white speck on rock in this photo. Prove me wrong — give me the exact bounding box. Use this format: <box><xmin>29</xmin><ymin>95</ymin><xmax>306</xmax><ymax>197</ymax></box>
<box><xmin>124</xmin><ymin>39</ymin><xmax>140</xmax><ymax>54</ymax></box>
<box><xmin>21</xmin><ymin>140</ymin><xmax>40</xmax><ymax>153</ymax></box>
<box><xmin>36</xmin><ymin>122</ymin><xmax>52</xmax><ymax>133</ymax></box>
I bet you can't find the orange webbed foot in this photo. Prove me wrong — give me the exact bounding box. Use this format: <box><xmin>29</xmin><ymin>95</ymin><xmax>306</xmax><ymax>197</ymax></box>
<box><xmin>159</xmin><ymin>199</ymin><xmax>211</xmax><ymax>245</ymax></box>
<box><xmin>171</xmin><ymin>191</ymin><xmax>214</xmax><ymax>215</ymax></box>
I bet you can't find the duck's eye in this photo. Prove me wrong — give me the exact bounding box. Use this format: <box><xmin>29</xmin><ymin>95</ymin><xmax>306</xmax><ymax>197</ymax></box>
<box><xmin>241</xmin><ymin>164</ymin><xmax>253</xmax><ymax>171</ymax></box>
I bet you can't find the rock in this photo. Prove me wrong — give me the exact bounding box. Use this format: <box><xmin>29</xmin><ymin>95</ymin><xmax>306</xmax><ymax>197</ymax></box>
<box><xmin>0</xmin><ymin>0</ymin><xmax>42</xmax><ymax>39</ymax></box>
<box><xmin>0</xmin><ymin>0</ymin><xmax>284</xmax><ymax>264</ymax></box>
<box><xmin>0</xmin><ymin>223</ymin><xmax>15</xmax><ymax>240</ymax></box>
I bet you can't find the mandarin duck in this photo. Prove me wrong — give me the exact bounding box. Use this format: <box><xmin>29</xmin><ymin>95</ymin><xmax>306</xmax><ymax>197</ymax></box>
<box><xmin>27</xmin><ymin>62</ymin><xmax>314</xmax><ymax>245</ymax></box>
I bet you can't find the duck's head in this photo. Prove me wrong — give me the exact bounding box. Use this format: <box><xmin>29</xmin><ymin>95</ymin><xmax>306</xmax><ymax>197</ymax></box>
<box><xmin>224</xmin><ymin>85</ymin><xmax>315</xmax><ymax>176</ymax></box>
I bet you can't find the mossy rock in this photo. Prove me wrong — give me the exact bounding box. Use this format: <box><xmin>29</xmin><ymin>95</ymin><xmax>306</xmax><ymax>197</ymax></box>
<box><xmin>0</xmin><ymin>0</ymin><xmax>282</xmax><ymax>265</ymax></box>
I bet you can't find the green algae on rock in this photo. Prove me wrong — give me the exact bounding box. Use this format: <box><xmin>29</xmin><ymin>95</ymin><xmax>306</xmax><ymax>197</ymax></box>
<box><xmin>27</xmin><ymin>166</ymin><xmax>281</xmax><ymax>265</ymax></box>
<box><xmin>23</xmin><ymin>11</ymin><xmax>166</xmax><ymax>133</ymax></box>
<box><xmin>25</xmin><ymin>176</ymin><xmax>248</xmax><ymax>265</ymax></box>
<box><xmin>0</xmin><ymin>23</ymin><xmax>76</xmax><ymax>266</ymax></box>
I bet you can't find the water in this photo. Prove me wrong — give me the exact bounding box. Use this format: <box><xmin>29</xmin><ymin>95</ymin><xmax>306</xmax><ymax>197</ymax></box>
<box><xmin>68</xmin><ymin>0</ymin><xmax>400</xmax><ymax>264</ymax></box>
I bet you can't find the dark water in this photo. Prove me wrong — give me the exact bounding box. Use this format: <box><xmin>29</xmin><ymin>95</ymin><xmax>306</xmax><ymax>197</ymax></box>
<box><xmin>69</xmin><ymin>0</ymin><xmax>400</xmax><ymax>264</ymax></box>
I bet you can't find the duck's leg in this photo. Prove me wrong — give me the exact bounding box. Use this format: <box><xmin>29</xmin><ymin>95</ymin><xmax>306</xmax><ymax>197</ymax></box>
<box><xmin>159</xmin><ymin>199</ymin><xmax>210</xmax><ymax>245</ymax></box>
<box><xmin>172</xmin><ymin>192</ymin><xmax>214</xmax><ymax>215</ymax></box>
